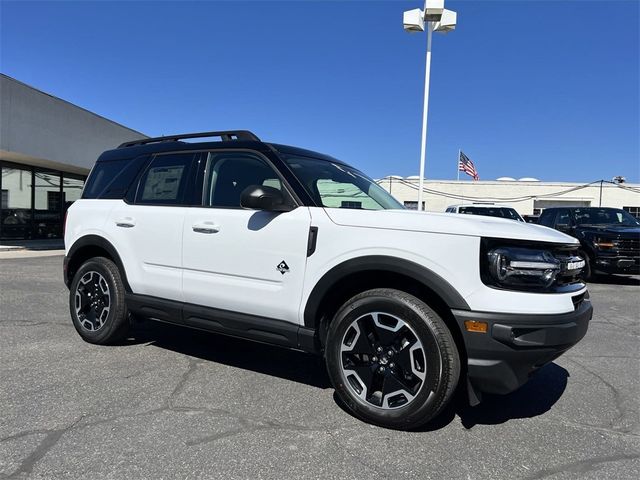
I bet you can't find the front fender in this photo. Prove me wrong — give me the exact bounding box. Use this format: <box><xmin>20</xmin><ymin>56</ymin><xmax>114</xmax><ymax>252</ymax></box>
<box><xmin>302</xmin><ymin>255</ymin><xmax>470</xmax><ymax>329</ymax></box>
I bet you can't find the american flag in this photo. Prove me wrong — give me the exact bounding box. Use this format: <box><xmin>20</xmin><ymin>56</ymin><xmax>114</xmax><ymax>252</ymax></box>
<box><xmin>458</xmin><ymin>151</ymin><xmax>479</xmax><ymax>180</ymax></box>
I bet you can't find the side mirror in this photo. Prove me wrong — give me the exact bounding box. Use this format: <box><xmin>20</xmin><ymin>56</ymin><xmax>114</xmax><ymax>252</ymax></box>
<box><xmin>240</xmin><ymin>185</ymin><xmax>293</xmax><ymax>212</ymax></box>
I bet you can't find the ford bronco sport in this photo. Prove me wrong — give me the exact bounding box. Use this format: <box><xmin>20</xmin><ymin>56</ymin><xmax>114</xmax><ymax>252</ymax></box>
<box><xmin>64</xmin><ymin>130</ymin><xmax>592</xmax><ymax>429</ymax></box>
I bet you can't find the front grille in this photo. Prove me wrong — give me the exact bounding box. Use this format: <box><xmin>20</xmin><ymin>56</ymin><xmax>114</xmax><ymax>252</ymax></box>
<box><xmin>554</xmin><ymin>246</ymin><xmax>585</xmax><ymax>287</ymax></box>
<box><xmin>614</xmin><ymin>238</ymin><xmax>640</xmax><ymax>256</ymax></box>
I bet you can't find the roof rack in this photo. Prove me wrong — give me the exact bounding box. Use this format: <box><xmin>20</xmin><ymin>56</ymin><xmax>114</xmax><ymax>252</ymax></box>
<box><xmin>118</xmin><ymin>130</ymin><xmax>260</xmax><ymax>148</ymax></box>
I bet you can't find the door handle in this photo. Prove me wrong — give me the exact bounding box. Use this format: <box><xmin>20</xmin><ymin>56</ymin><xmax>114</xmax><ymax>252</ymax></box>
<box><xmin>192</xmin><ymin>222</ymin><xmax>220</xmax><ymax>234</ymax></box>
<box><xmin>115</xmin><ymin>217</ymin><xmax>136</xmax><ymax>228</ymax></box>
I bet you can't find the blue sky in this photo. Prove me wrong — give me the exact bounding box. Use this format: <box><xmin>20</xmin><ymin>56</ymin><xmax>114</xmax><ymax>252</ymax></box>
<box><xmin>1</xmin><ymin>0</ymin><xmax>638</xmax><ymax>182</ymax></box>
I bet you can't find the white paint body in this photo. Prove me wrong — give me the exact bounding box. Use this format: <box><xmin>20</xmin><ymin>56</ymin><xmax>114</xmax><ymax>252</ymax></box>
<box><xmin>66</xmin><ymin>200</ymin><xmax>585</xmax><ymax>326</ymax></box>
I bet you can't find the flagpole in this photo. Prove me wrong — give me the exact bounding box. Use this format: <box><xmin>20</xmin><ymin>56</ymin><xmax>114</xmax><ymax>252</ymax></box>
<box><xmin>456</xmin><ymin>149</ymin><xmax>460</xmax><ymax>181</ymax></box>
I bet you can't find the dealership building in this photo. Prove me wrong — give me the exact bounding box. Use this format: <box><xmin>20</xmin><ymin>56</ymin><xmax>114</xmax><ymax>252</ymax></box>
<box><xmin>379</xmin><ymin>177</ymin><xmax>640</xmax><ymax>219</ymax></box>
<box><xmin>0</xmin><ymin>74</ymin><xmax>146</xmax><ymax>241</ymax></box>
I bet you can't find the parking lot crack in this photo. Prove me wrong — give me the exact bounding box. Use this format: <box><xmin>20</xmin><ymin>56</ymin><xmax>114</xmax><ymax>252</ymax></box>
<box><xmin>564</xmin><ymin>357</ymin><xmax>630</xmax><ymax>431</ymax></box>
<box><xmin>4</xmin><ymin>417</ymin><xmax>83</xmax><ymax>480</ymax></box>
<box><xmin>522</xmin><ymin>453</ymin><xmax>640</xmax><ymax>479</ymax></box>
<box><xmin>551</xmin><ymin>415</ymin><xmax>640</xmax><ymax>439</ymax></box>
<box><xmin>166</xmin><ymin>356</ymin><xmax>201</xmax><ymax>408</ymax></box>
<box><xmin>183</xmin><ymin>416</ymin><xmax>330</xmax><ymax>447</ymax></box>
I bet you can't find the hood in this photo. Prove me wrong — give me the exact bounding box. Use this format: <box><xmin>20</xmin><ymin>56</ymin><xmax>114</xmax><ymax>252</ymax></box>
<box><xmin>324</xmin><ymin>208</ymin><xmax>578</xmax><ymax>244</ymax></box>
<box><xmin>578</xmin><ymin>225</ymin><xmax>640</xmax><ymax>237</ymax></box>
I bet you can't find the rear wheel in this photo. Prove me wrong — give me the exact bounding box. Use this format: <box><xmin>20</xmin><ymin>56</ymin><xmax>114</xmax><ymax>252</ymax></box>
<box><xmin>69</xmin><ymin>257</ymin><xmax>130</xmax><ymax>344</ymax></box>
<box><xmin>325</xmin><ymin>288</ymin><xmax>460</xmax><ymax>430</ymax></box>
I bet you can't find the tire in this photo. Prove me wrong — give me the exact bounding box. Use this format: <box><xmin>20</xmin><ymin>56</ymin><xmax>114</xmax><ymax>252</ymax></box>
<box><xmin>579</xmin><ymin>250</ymin><xmax>593</xmax><ymax>281</ymax></box>
<box><xmin>69</xmin><ymin>256</ymin><xmax>130</xmax><ymax>345</ymax></box>
<box><xmin>325</xmin><ymin>288</ymin><xmax>460</xmax><ymax>430</ymax></box>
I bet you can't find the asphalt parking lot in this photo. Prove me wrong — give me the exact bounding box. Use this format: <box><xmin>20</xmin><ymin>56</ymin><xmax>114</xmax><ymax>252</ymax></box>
<box><xmin>1</xmin><ymin>254</ymin><xmax>639</xmax><ymax>480</ymax></box>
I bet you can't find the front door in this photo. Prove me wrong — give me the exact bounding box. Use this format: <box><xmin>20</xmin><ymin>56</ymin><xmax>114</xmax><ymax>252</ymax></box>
<box><xmin>182</xmin><ymin>151</ymin><xmax>311</xmax><ymax>324</ymax></box>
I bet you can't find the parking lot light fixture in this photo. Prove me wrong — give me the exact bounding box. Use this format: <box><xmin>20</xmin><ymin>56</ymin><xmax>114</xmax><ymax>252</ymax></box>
<box><xmin>403</xmin><ymin>1</ymin><xmax>457</xmax><ymax>211</ymax></box>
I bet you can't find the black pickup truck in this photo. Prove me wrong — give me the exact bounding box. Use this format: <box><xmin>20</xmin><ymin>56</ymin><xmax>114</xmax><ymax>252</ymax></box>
<box><xmin>538</xmin><ymin>207</ymin><xmax>640</xmax><ymax>278</ymax></box>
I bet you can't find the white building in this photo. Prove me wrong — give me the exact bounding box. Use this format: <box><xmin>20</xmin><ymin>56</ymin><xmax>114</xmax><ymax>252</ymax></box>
<box><xmin>378</xmin><ymin>177</ymin><xmax>640</xmax><ymax>219</ymax></box>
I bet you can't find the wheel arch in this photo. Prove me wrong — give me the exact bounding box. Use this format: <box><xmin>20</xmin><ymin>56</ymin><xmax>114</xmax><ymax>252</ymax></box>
<box><xmin>64</xmin><ymin>235</ymin><xmax>131</xmax><ymax>292</ymax></box>
<box><xmin>304</xmin><ymin>256</ymin><xmax>470</xmax><ymax>353</ymax></box>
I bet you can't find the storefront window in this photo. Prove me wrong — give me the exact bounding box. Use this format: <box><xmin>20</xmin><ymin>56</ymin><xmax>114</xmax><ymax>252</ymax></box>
<box><xmin>1</xmin><ymin>166</ymin><xmax>33</xmax><ymax>240</ymax></box>
<box><xmin>63</xmin><ymin>174</ymin><xmax>85</xmax><ymax>210</ymax></box>
<box><xmin>33</xmin><ymin>170</ymin><xmax>62</xmax><ymax>239</ymax></box>
<box><xmin>0</xmin><ymin>163</ymin><xmax>86</xmax><ymax>241</ymax></box>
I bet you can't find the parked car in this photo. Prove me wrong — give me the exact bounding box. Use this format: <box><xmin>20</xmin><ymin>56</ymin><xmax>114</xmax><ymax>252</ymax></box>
<box><xmin>63</xmin><ymin>130</ymin><xmax>592</xmax><ymax>430</ymax></box>
<box><xmin>445</xmin><ymin>203</ymin><xmax>525</xmax><ymax>222</ymax></box>
<box><xmin>523</xmin><ymin>214</ymin><xmax>540</xmax><ymax>224</ymax></box>
<box><xmin>538</xmin><ymin>207</ymin><xmax>640</xmax><ymax>278</ymax></box>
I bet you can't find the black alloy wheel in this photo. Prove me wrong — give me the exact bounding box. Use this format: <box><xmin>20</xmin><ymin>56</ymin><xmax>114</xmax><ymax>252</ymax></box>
<box><xmin>74</xmin><ymin>270</ymin><xmax>111</xmax><ymax>332</ymax></box>
<box><xmin>325</xmin><ymin>288</ymin><xmax>460</xmax><ymax>430</ymax></box>
<box><xmin>340</xmin><ymin>311</ymin><xmax>426</xmax><ymax>409</ymax></box>
<box><xmin>69</xmin><ymin>257</ymin><xmax>130</xmax><ymax>344</ymax></box>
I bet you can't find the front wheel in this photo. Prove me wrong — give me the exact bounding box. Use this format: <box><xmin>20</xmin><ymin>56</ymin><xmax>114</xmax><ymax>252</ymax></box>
<box><xmin>579</xmin><ymin>250</ymin><xmax>594</xmax><ymax>281</ymax></box>
<box><xmin>69</xmin><ymin>257</ymin><xmax>130</xmax><ymax>345</ymax></box>
<box><xmin>325</xmin><ymin>288</ymin><xmax>460</xmax><ymax>430</ymax></box>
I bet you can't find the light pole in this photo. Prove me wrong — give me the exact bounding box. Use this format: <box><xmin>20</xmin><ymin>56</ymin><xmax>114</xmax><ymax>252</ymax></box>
<box><xmin>403</xmin><ymin>1</ymin><xmax>457</xmax><ymax>211</ymax></box>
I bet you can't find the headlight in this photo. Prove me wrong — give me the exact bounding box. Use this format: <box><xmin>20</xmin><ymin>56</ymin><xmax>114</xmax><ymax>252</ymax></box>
<box><xmin>593</xmin><ymin>237</ymin><xmax>615</xmax><ymax>249</ymax></box>
<box><xmin>487</xmin><ymin>247</ymin><xmax>560</xmax><ymax>289</ymax></box>
<box><xmin>480</xmin><ymin>239</ymin><xmax>586</xmax><ymax>292</ymax></box>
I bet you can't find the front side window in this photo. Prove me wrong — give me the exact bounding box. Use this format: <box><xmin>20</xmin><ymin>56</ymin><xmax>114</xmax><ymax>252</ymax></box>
<box><xmin>538</xmin><ymin>210</ymin><xmax>556</xmax><ymax>227</ymax></box>
<box><xmin>556</xmin><ymin>210</ymin><xmax>572</xmax><ymax>227</ymax></box>
<box><xmin>136</xmin><ymin>153</ymin><xmax>195</xmax><ymax>205</ymax></box>
<box><xmin>573</xmin><ymin>208</ymin><xmax>640</xmax><ymax>226</ymax></box>
<box><xmin>203</xmin><ymin>152</ymin><xmax>286</xmax><ymax>208</ymax></box>
<box><xmin>283</xmin><ymin>156</ymin><xmax>403</xmax><ymax>210</ymax></box>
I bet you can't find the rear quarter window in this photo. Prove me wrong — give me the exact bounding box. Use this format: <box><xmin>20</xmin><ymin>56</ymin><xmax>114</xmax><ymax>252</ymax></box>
<box><xmin>82</xmin><ymin>156</ymin><xmax>149</xmax><ymax>199</ymax></box>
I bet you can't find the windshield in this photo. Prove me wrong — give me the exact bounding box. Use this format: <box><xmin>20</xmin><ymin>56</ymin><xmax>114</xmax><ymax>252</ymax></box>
<box><xmin>284</xmin><ymin>156</ymin><xmax>404</xmax><ymax>210</ymax></box>
<box><xmin>573</xmin><ymin>208</ymin><xmax>640</xmax><ymax>226</ymax></box>
<box><xmin>458</xmin><ymin>206</ymin><xmax>524</xmax><ymax>222</ymax></box>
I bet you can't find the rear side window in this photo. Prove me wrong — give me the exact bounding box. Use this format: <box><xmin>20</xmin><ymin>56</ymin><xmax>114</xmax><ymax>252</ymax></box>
<box><xmin>82</xmin><ymin>156</ymin><xmax>149</xmax><ymax>199</ymax></box>
<box><xmin>135</xmin><ymin>153</ymin><xmax>195</xmax><ymax>205</ymax></box>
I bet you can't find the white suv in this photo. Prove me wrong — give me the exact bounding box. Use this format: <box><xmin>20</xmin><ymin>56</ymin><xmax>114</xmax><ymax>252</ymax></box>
<box><xmin>64</xmin><ymin>131</ymin><xmax>592</xmax><ymax>429</ymax></box>
<box><xmin>445</xmin><ymin>203</ymin><xmax>525</xmax><ymax>222</ymax></box>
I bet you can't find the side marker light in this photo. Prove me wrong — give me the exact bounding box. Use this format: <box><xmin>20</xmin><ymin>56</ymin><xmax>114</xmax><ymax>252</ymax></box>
<box><xmin>464</xmin><ymin>320</ymin><xmax>488</xmax><ymax>333</ymax></box>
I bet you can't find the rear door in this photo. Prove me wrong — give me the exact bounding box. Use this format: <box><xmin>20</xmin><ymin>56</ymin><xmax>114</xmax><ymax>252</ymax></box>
<box><xmin>107</xmin><ymin>152</ymin><xmax>199</xmax><ymax>302</ymax></box>
<box><xmin>182</xmin><ymin>150</ymin><xmax>311</xmax><ymax>324</ymax></box>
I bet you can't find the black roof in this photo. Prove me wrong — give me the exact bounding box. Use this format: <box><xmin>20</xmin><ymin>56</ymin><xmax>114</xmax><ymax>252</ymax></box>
<box><xmin>97</xmin><ymin>129</ymin><xmax>344</xmax><ymax>165</ymax></box>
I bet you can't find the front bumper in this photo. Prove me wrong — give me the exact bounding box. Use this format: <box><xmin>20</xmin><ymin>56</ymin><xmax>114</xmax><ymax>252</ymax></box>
<box><xmin>452</xmin><ymin>294</ymin><xmax>592</xmax><ymax>396</ymax></box>
<box><xmin>593</xmin><ymin>254</ymin><xmax>640</xmax><ymax>274</ymax></box>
